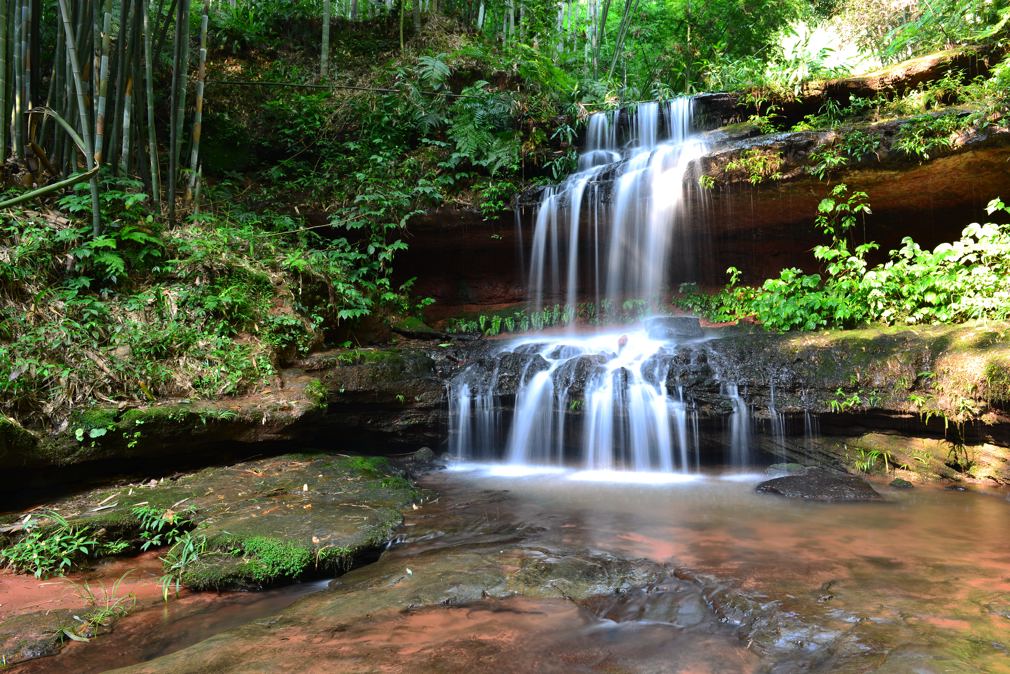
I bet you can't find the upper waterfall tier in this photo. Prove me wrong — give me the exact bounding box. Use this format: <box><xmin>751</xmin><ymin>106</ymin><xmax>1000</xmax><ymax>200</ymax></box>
<box><xmin>524</xmin><ymin>99</ymin><xmax>709</xmax><ymax>313</ymax></box>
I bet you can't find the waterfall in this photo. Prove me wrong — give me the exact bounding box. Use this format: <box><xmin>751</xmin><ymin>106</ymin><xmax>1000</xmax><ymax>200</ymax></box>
<box><xmin>768</xmin><ymin>380</ymin><xmax>787</xmax><ymax>460</ymax></box>
<box><xmin>447</xmin><ymin>99</ymin><xmax>756</xmax><ymax>472</ymax></box>
<box><xmin>723</xmin><ymin>382</ymin><xmax>751</xmax><ymax>467</ymax></box>
<box><xmin>524</xmin><ymin>99</ymin><xmax>708</xmax><ymax>314</ymax></box>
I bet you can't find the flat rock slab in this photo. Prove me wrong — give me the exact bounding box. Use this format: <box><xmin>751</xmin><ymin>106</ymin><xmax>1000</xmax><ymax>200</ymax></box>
<box><xmin>2</xmin><ymin>453</ymin><xmax>419</xmax><ymax>593</ymax></box>
<box><xmin>755</xmin><ymin>469</ymin><xmax>882</xmax><ymax>502</ymax></box>
<box><xmin>0</xmin><ymin>453</ymin><xmax>420</xmax><ymax>666</ymax></box>
<box><xmin>0</xmin><ymin>610</ymin><xmax>77</xmax><ymax>665</ymax></box>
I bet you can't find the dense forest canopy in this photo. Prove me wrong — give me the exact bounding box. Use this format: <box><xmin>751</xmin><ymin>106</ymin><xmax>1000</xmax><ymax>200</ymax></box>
<box><xmin>0</xmin><ymin>0</ymin><xmax>1008</xmax><ymax>426</ymax></box>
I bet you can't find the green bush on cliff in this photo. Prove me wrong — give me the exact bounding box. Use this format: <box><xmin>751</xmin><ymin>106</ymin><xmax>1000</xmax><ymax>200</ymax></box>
<box><xmin>680</xmin><ymin>189</ymin><xmax>1010</xmax><ymax>330</ymax></box>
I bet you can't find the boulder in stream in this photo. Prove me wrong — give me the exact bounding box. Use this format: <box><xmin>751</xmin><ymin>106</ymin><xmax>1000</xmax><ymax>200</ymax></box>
<box><xmin>756</xmin><ymin>468</ymin><xmax>882</xmax><ymax>502</ymax></box>
<box><xmin>644</xmin><ymin>316</ymin><xmax>704</xmax><ymax>340</ymax></box>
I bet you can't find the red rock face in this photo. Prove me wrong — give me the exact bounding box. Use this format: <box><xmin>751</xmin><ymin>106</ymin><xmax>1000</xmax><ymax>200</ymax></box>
<box><xmin>397</xmin><ymin>124</ymin><xmax>1010</xmax><ymax>313</ymax></box>
<box><xmin>395</xmin><ymin>207</ymin><xmax>527</xmax><ymax>319</ymax></box>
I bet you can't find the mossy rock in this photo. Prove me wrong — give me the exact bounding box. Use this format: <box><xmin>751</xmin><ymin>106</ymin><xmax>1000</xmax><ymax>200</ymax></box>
<box><xmin>0</xmin><ymin>609</ymin><xmax>76</xmax><ymax>666</ymax></box>
<box><xmin>7</xmin><ymin>453</ymin><xmax>419</xmax><ymax>592</ymax></box>
<box><xmin>391</xmin><ymin>316</ymin><xmax>442</xmax><ymax>339</ymax></box>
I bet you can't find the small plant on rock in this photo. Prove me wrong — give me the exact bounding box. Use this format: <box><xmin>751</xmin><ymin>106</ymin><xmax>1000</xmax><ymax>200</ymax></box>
<box><xmin>160</xmin><ymin>532</ymin><xmax>207</xmax><ymax>601</ymax></box>
<box><xmin>0</xmin><ymin>512</ymin><xmax>98</xmax><ymax>578</ymax></box>
<box><xmin>133</xmin><ymin>505</ymin><xmax>196</xmax><ymax>551</ymax></box>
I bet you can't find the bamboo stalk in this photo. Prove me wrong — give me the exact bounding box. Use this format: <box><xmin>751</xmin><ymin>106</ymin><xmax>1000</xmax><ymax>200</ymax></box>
<box><xmin>120</xmin><ymin>76</ymin><xmax>133</xmax><ymax>174</ymax></box>
<box><xmin>0</xmin><ymin>0</ymin><xmax>8</xmax><ymax>162</ymax></box>
<box><xmin>12</xmin><ymin>0</ymin><xmax>22</xmax><ymax>158</ymax></box>
<box><xmin>0</xmin><ymin>164</ymin><xmax>99</xmax><ymax>208</ymax></box>
<box><xmin>167</xmin><ymin>0</ymin><xmax>190</xmax><ymax>226</ymax></box>
<box><xmin>111</xmin><ymin>0</ymin><xmax>135</xmax><ymax>172</ymax></box>
<box><xmin>56</xmin><ymin>0</ymin><xmax>102</xmax><ymax>236</ymax></box>
<box><xmin>142</xmin><ymin>0</ymin><xmax>159</xmax><ymax>208</ymax></box>
<box><xmin>121</xmin><ymin>0</ymin><xmax>143</xmax><ymax>175</ymax></box>
<box><xmin>186</xmin><ymin>0</ymin><xmax>208</xmax><ymax>202</ymax></box>
<box><xmin>94</xmin><ymin>0</ymin><xmax>112</xmax><ymax>164</ymax></box>
<box><xmin>321</xmin><ymin>0</ymin><xmax>330</xmax><ymax>80</ymax></box>
<box><xmin>22</xmin><ymin>0</ymin><xmax>31</xmax><ymax>148</ymax></box>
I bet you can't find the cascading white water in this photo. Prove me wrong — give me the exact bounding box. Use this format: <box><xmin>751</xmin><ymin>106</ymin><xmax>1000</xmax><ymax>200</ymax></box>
<box><xmin>450</xmin><ymin>328</ymin><xmax>705</xmax><ymax>472</ymax></box>
<box><xmin>448</xmin><ymin>99</ymin><xmax>764</xmax><ymax>472</ymax></box>
<box><xmin>526</xmin><ymin>99</ymin><xmax>707</xmax><ymax>315</ymax></box>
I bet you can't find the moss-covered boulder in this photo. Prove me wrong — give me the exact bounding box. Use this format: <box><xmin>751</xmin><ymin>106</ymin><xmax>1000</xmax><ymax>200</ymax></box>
<box><xmin>0</xmin><ymin>610</ymin><xmax>77</xmax><ymax>665</ymax></box>
<box><xmin>5</xmin><ymin>453</ymin><xmax>419</xmax><ymax>592</ymax></box>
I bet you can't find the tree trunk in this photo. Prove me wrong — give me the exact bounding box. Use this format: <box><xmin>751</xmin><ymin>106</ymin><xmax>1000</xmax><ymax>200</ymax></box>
<box><xmin>186</xmin><ymin>0</ymin><xmax>209</xmax><ymax>202</ymax></box>
<box><xmin>0</xmin><ymin>0</ymin><xmax>8</xmax><ymax>162</ymax></box>
<box><xmin>321</xmin><ymin>0</ymin><xmax>330</xmax><ymax>80</ymax></box>
<box><xmin>94</xmin><ymin>0</ymin><xmax>112</xmax><ymax>165</ymax></box>
<box><xmin>167</xmin><ymin>0</ymin><xmax>190</xmax><ymax>226</ymax></box>
<box><xmin>56</xmin><ymin>0</ymin><xmax>102</xmax><ymax>236</ymax></box>
<box><xmin>143</xmin><ymin>0</ymin><xmax>160</xmax><ymax>208</ymax></box>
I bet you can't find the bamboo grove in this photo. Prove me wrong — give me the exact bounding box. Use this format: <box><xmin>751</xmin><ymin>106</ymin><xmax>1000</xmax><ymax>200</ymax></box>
<box><xmin>0</xmin><ymin>0</ymin><xmax>641</xmax><ymax>238</ymax></box>
<box><xmin>0</xmin><ymin>0</ymin><xmax>213</xmax><ymax>233</ymax></box>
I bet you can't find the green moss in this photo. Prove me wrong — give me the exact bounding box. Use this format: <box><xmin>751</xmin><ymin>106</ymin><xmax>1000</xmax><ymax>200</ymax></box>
<box><xmin>984</xmin><ymin>361</ymin><xmax>1010</xmax><ymax>403</ymax></box>
<box><xmin>344</xmin><ymin>455</ymin><xmax>392</xmax><ymax>477</ymax></box>
<box><xmin>119</xmin><ymin>405</ymin><xmax>239</xmax><ymax>428</ymax></box>
<box><xmin>316</xmin><ymin>545</ymin><xmax>354</xmax><ymax>572</ymax></box>
<box><xmin>335</xmin><ymin>348</ymin><xmax>403</xmax><ymax>366</ymax></box>
<box><xmin>119</xmin><ymin>406</ymin><xmax>189</xmax><ymax>426</ymax></box>
<box><xmin>392</xmin><ymin>316</ymin><xmax>440</xmax><ymax>336</ymax></box>
<box><xmin>70</xmin><ymin>407</ymin><xmax>119</xmax><ymax>439</ymax></box>
<box><xmin>305</xmin><ymin>378</ymin><xmax>328</xmax><ymax>410</ymax></box>
<box><xmin>242</xmin><ymin>537</ymin><xmax>312</xmax><ymax>582</ymax></box>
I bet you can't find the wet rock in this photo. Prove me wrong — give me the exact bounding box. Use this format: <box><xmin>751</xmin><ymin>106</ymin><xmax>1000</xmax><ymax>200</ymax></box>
<box><xmin>944</xmin><ymin>484</ymin><xmax>969</xmax><ymax>492</ymax></box>
<box><xmin>7</xmin><ymin>454</ymin><xmax>419</xmax><ymax>593</ymax></box>
<box><xmin>889</xmin><ymin>478</ymin><xmax>914</xmax><ymax>489</ymax></box>
<box><xmin>398</xmin><ymin>446</ymin><xmax>444</xmax><ymax>477</ymax></box>
<box><xmin>755</xmin><ymin>468</ymin><xmax>883</xmax><ymax>502</ymax></box>
<box><xmin>644</xmin><ymin>316</ymin><xmax>704</xmax><ymax>340</ymax></box>
<box><xmin>767</xmin><ymin>463</ymin><xmax>807</xmax><ymax>474</ymax></box>
<box><xmin>509</xmin><ymin>551</ymin><xmax>665</xmax><ymax>600</ymax></box>
<box><xmin>390</xmin><ymin>316</ymin><xmax>443</xmax><ymax>340</ymax></box>
<box><xmin>0</xmin><ymin>610</ymin><xmax>77</xmax><ymax>666</ymax></box>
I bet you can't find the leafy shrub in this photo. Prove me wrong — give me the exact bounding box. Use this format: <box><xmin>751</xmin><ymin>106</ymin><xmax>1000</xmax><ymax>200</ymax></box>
<box><xmin>680</xmin><ymin>191</ymin><xmax>1010</xmax><ymax>330</ymax></box>
<box><xmin>893</xmin><ymin>113</ymin><xmax>967</xmax><ymax>160</ymax></box>
<box><xmin>133</xmin><ymin>505</ymin><xmax>196</xmax><ymax>551</ymax></box>
<box><xmin>0</xmin><ymin>512</ymin><xmax>98</xmax><ymax>578</ymax></box>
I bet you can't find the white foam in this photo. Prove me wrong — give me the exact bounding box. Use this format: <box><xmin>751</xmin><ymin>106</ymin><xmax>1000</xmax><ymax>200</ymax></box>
<box><xmin>717</xmin><ymin>472</ymin><xmax>766</xmax><ymax>482</ymax></box>
<box><xmin>568</xmin><ymin>469</ymin><xmax>703</xmax><ymax>485</ymax></box>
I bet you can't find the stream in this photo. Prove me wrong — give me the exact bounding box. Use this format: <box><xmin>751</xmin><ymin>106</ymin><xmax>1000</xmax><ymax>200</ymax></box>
<box><xmin>17</xmin><ymin>464</ymin><xmax>1010</xmax><ymax>673</ymax></box>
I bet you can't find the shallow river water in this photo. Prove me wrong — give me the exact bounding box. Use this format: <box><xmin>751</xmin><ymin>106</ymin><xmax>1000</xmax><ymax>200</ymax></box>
<box><xmin>17</xmin><ymin>465</ymin><xmax>1010</xmax><ymax>673</ymax></box>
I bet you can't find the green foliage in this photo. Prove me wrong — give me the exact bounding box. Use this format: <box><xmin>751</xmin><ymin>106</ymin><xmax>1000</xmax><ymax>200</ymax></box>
<box><xmin>893</xmin><ymin>113</ymin><xmax>967</xmax><ymax>160</ymax></box>
<box><xmin>863</xmin><ymin>200</ymin><xmax>1010</xmax><ymax>324</ymax></box>
<box><xmin>132</xmin><ymin>505</ymin><xmax>195</xmax><ymax>551</ymax></box>
<box><xmin>160</xmin><ymin>532</ymin><xmax>206</xmax><ymax>601</ymax></box>
<box><xmin>445</xmin><ymin>299</ymin><xmax>650</xmax><ymax>336</ymax></box>
<box><xmin>835</xmin><ymin>0</ymin><xmax>1009</xmax><ymax>63</ymax></box>
<box><xmin>241</xmin><ymin>537</ymin><xmax>312</xmax><ymax>582</ymax></box>
<box><xmin>70</xmin><ymin>570</ymin><xmax>138</xmax><ymax>634</ymax></box>
<box><xmin>700</xmin><ymin>22</ymin><xmax>850</xmax><ymax>97</ymax></box>
<box><xmin>305</xmin><ymin>378</ymin><xmax>328</xmax><ymax>409</ymax></box>
<box><xmin>853</xmin><ymin>447</ymin><xmax>893</xmax><ymax>473</ymax></box>
<box><xmin>447</xmin><ymin>82</ymin><xmax>520</xmax><ymax>177</ymax></box>
<box><xmin>208</xmin><ymin>0</ymin><xmax>331</xmax><ymax>53</ymax></box>
<box><xmin>681</xmin><ymin>191</ymin><xmax>1010</xmax><ymax>330</ymax></box>
<box><xmin>725</xmin><ymin>149</ymin><xmax>785</xmax><ymax>185</ymax></box>
<box><xmin>0</xmin><ymin>512</ymin><xmax>98</xmax><ymax>579</ymax></box>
